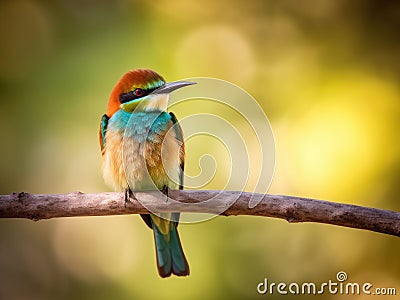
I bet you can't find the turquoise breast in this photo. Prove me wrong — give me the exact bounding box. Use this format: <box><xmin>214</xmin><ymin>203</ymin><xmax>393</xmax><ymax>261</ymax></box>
<box><xmin>109</xmin><ymin>110</ymin><xmax>172</xmax><ymax>143</ymax></box>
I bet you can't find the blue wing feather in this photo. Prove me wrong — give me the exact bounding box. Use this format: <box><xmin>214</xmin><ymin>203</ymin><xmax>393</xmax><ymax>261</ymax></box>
<box><xmin>99</xmin><ymin>114</ymin><xmax>109</xmax><ymax>152</ymax></box>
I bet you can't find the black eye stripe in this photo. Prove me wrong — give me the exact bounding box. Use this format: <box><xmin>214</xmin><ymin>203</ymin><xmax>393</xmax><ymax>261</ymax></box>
<box><xmin>118</xmin><ymin>86</ymin><xmax>161</xmax><ymax>104</ymax></box>
<box><xmin>119</xmin><ymin>91</ymin><xmax>136</xmax><ymax>103</ymax></box>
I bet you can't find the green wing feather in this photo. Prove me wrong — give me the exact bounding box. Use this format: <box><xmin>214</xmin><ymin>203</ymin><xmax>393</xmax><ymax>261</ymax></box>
<box><xmin>169</xmin><ymin>112</ymin><xmax>185</xmax><ymax>191</ymax></box>
<box><xmin>150</xmin><ymin>112</ymin><xmax>189</xmax><ymax>277</ymax></box>
<box><xmin>140</xmin><ymin>113</ymin><xmax>184</xmax><ymax>230</ymax></box>
<box><xmin>99</xmin><ymin>114</ymin><xmax>109</xmax><ymax>152</ymax></box>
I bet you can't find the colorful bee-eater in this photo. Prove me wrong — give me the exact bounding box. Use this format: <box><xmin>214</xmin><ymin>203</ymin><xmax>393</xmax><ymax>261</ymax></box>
<box><xmin>99</xmin><ymin>69</ymin><xmax>195</xmax><ymax>277</ymax></box>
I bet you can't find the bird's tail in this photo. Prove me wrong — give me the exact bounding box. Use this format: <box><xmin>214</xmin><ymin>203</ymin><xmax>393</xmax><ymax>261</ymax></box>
<box><xmin>153</xmin><ymin>222</ymin><xmax>190</xmax><ymax>278</ymax></box>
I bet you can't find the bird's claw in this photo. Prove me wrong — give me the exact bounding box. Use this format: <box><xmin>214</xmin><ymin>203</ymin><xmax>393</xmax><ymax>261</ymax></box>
<box><xmin>162</xmin><ymin>185</ymin><xmax>169</xmax><ymax>203</ymax></box>
<box><xmin>124</xmin><ymin>189</ymin><xmax>135</xmax><ymax>208</ymax></box>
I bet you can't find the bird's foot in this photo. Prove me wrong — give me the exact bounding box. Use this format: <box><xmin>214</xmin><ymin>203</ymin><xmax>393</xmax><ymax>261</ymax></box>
<box><xmin>124</xmin><ymin>188</ymin><xmax>135</xmax><ymax>208</ymax></box>
<box><xmin>161</xmin><ymin>185</ymin><xmax>169</xmax><ymax>203</ymax></box>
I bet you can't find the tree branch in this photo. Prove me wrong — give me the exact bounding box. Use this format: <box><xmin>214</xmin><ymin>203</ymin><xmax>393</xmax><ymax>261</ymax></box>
<box><xmin>0</xmin><ymin>190</ymin><xmax>399</xmax><ymax>237</ymax></box>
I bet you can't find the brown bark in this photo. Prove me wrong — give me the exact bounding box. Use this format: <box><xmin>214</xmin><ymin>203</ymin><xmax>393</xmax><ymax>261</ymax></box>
<box><xmin>0</xmin><ymin>190</ymin><xmax>399</xmax><ymax>237</ymax></box>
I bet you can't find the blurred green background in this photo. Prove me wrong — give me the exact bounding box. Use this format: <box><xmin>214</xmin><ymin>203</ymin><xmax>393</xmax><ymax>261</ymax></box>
<box><xmin>0</xmin><ymin>0</ymin><xmax>399</xmax><ymax>299</ymax></box>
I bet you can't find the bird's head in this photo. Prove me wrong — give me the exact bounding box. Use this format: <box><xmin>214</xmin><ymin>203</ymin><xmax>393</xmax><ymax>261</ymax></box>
<box><xmin>106</xmin><ymin>69</ymin><xmax>195</xmax><ymax>117</ymax></box>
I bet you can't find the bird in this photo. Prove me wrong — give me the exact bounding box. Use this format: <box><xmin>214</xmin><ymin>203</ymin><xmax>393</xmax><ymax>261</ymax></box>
<box><xmin>99</xmin><ymin>69</ymin><xmax>195</xmax><ymax>277</ymax></box>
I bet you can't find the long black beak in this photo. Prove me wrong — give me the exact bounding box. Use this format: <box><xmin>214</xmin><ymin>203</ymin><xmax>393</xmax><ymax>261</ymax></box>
<box><xmin>151</xmin><ymin>81</ymin><xmax>196</xmax><ymax>95</ymax></box>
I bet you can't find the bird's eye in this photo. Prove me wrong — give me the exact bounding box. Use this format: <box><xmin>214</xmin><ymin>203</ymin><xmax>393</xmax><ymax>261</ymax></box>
<box><xmin>134</xmin><ymin>88</ymin><xmax>146</xmax><ymax>97</ymax></box>
<box><xmin>119</xmin><ymin>88</ymin><xmax>148</xmax><ymax>103</ymax></box>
